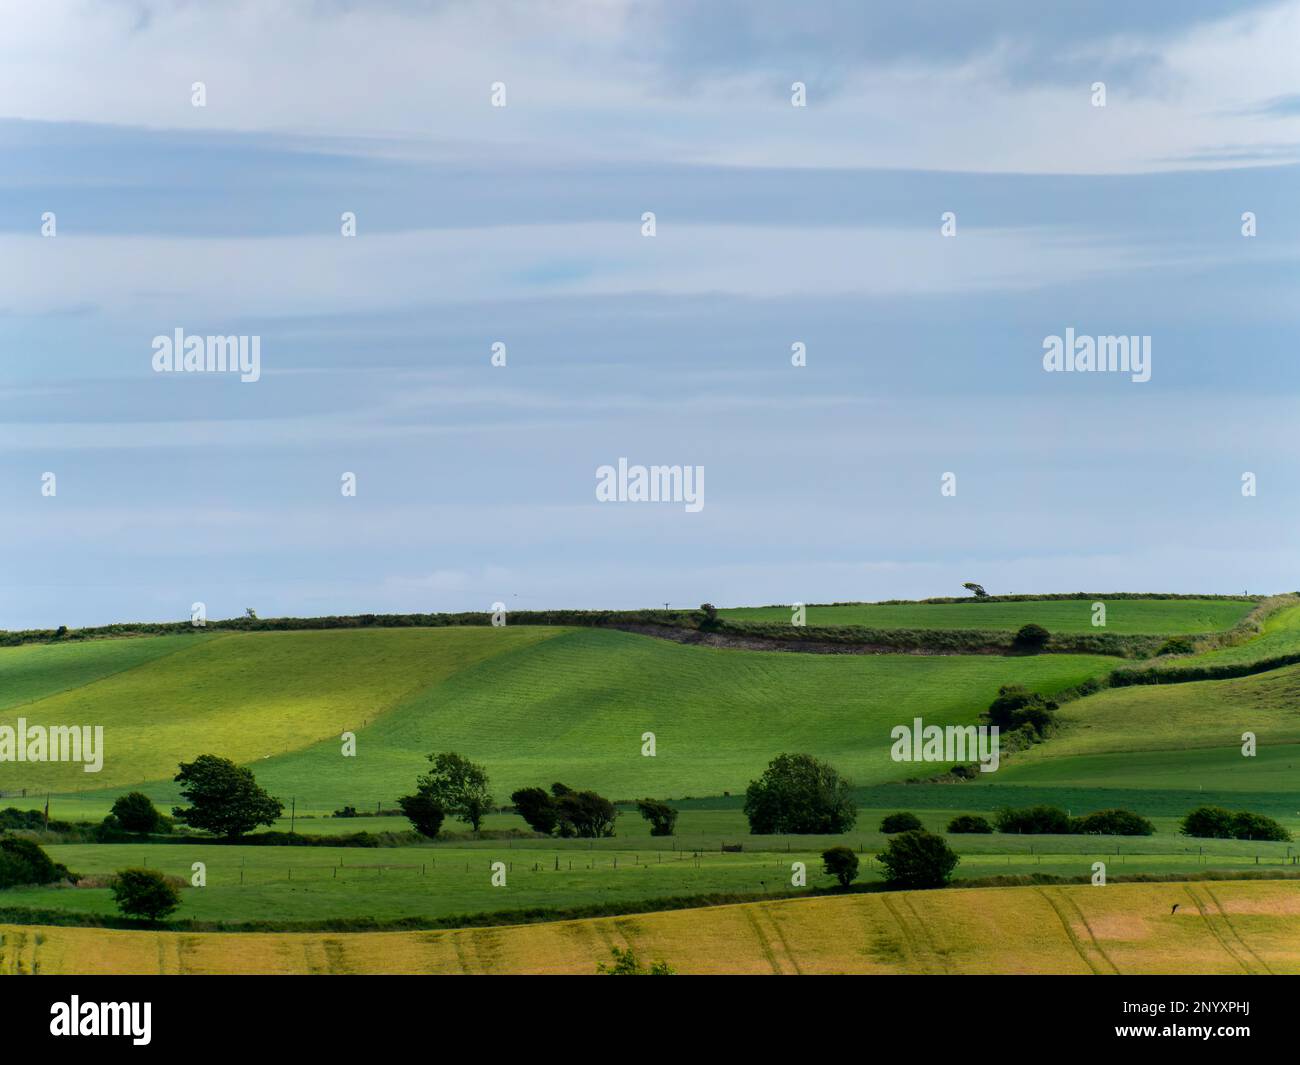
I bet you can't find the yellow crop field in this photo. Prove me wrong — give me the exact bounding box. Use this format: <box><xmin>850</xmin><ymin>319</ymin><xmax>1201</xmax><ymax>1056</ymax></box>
<box><xmin>5</xmin><ymin>880</ymin><xmax>1298</xmax><ymax>975</ymax></box>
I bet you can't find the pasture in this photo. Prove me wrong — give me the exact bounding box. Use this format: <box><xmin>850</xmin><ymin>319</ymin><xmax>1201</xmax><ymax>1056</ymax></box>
<box><xmin>718</xmin><ymin>598</ymin><xmax>1254</xmax><ymax>634</ymax></box>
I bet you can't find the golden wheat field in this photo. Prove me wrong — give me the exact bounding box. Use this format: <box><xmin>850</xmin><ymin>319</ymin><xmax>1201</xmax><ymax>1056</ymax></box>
<box><xmin>3</xmin><ymin>881</ymin><xmax>1299</xmax><ymax>975</ymax></box>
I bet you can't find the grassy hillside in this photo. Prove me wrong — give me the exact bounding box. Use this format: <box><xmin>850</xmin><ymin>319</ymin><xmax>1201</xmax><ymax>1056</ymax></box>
<box><xmin>719</xmin><ymin>598</ymin><xmax>1254</xmax><ymax>634</ymax></box>
<box><xmin>0</xmin><ymin>635</ymin><xmax>205</xmax><ymax>711</ymax></box>
<box><xmin>2</xmin><ymin>626</ymin><xmax>1113</xmax><ymax>807</ymax></box>
<box><xmin>245</xmin><ymin>628</ymin><xmax>1113</xmax><ymax>808</ymax></box>
<box><xmin>0</xmin><ymin>627</ymin><xmax>563</xmax><ymax>794</ymax></box>
<box><xmin>6</xmin><ymin>880</ymin><xmax>1297</xmax><ymax>974</ymax></box>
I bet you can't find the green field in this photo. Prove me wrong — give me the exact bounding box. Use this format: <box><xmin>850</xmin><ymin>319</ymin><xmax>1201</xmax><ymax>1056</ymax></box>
<box><xmin>7</xmin><ymin>804</ymin><xmax>1296</xmax><ymax>927</ymax></box>
<box><xmin>719</xmin><ymin>598</ymin><xmax>1254</xmax><ymax>634</ymax></box>
<box><xmin>1</xmin><ymin>625</ymin><xmax>1114</xmax><ymax>806</ymax></box>
<box><xmin>4</xmin><ymin>594</ymin><xmax>1300</xmax><ymax>964</ymax></box>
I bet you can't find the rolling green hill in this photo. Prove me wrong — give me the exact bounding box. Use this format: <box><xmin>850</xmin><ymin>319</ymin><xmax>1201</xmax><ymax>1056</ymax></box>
<box><xmin>2</xmin><ymin>624</ymin><xmax>1112</xmax><ymax>808</ymax></box>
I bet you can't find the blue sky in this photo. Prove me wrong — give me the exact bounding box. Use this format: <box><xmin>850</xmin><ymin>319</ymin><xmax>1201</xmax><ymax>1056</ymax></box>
<box><xmin>2</xmin><ymin>0</ymin><xmax>1299</xmax><ymax>629</ymax></box>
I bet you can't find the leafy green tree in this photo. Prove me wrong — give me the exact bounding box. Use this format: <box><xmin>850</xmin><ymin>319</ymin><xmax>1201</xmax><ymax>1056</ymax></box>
<box><xmin>993</xmin><ymin>805</ymin><xmax>1073</xmax><ymax>834</ymax></box>
<box><xmin>743</xmin><ymin>753</ymin><xmax>857</xmax><ymax>834</ymax></box>
<box><xmin>1180</xmin><ymin>806</ymin><xmax>1236</xmax><ymax>839</ymax></box>
<box><xmin>946</xmin><ymin>814</ymin><xmax>993</xmax><ymax>834</ymax></box>
<box><xmin>821</xmin><ymin>845</ymin><xmax>859</xmax><ymax>887</ymax></box>
<box><xmin>396</xmin><ymin>790</ymin><xmax>446</xmax><ymax>838</ymax></box>
<box><xmin>880</xmin><ymin>811</ymin><xmax>923</xmax><ymax>834</ymax></box>
<box><xmin>171</xmin><ymin>755</ymin><xmax>283</xmax><ymax>840</ymax></box>
<box><xmin>415</xmin><ymin>752</ymin><xmax>494</xmax><ymax>832</ymax></box>
<box><xmin>876</xmin><ymin>829</ymin><xmax>959</xmax><ymax>889</ymax></box>
<box><xmin>636</xmin><ymin>799</ymin><xmax>678</xmax><ymax>837</ymax></box>
<box><xmin>109</xmin><ymin>792</ymin><xmax>168</xmax><ymax>835</ymax></box>
<box><xmin>553</xmin><ymin>785</ymin><xmax>617</xmax><ymax>838</ymax></box>
<box><xmin>511</xmin><ymin>787</ymin><xmax>559</xmax><ymax>834</ymax></box>
<box><xmin>111</xmin><ymin>868</ymin><xmax>181</xmax><ymax>921</ymax></box>
<box><xmin>0</xmin><ymin>837</ymin><xmax>74</xmax><ymax>888</ymax></box>
<box><xmin>1230</xmin><ymin>811</ymin><xmax>1291</xmax><ymax>842</ymax></box>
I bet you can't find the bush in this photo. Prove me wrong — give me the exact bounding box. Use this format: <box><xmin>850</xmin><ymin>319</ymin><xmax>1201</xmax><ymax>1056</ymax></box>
<box><xmin>876</xmin><ymin>830</ymin><xmax>959</xmax><ymax>889</ymax></box>
<box><xmin>636</xmin><ymin>799</ymin><xmax>679</xmax><ymax>837</ymax></box>
<box><xmin>985</xmin><ymin>685</ymin><xmax>1058</xmax><ymax>736</ymax></box>
<box><xmin>1074</xmin><ymin>809</ymin><xmax>1154</xmax><ymax>836</ymax></box>
<box><xmin>947</xmin><ymin>814</ymin><xmax>992</xmax><ymax>834</ymax></box>
<box><xmin>0</xmin><ymin>836</ymin><xmax>74</xmax><ymax>888</ymax></box>
<box><xmin>109</xmin><ymin>792</ymin><xmax>169</xmax><ymax>835</ymax></box>
<box><xmin>333</xmin><ymin>805</ymin><xmax>359</xmax><ymax>818</ymax></box>
<box><xmin>110</xmin><ymin>868</ymin><xmax>181</xmax><ymax>922</ymax></box>
<box><xmin>1228</xmin><ymin>811</ymin><xmax>1291</xmax><ymax>842</ymax></box>
<box><xmin>1180</xmin><ymin>806</ymin><xmax>1291</xmax><ymax>841</ymax></box>
<box><xmin>743</xmin><ymin>753</ymin><xmax>857</xmax><ymax>834</ymax></box>
<box><xmin>1014</xmin><ymin>623</ymin><xmax>1051</xmax><ymax>651</ymax></box>
<box><xmin>821</xmin><ymin>845</ymin><xmax>859</xmax><ymax>887</ymax></box>
<box><xmin>880</xmin><ymin>812</ymin><xmax>923</xmax><ymax>834</ymax></box>
<box><xmin>396</xmin><ymin>791</ymin><xmax>446</xmax><ymax>839</ymax></box>
<box><xmin>994</xmin><ymin>805</ymin><xmax>1073</xmax><ymax>834</ymax></box>
<box><xmin>1180</xmin><ymin>806</ymin><xmax>1237</xmax><ymax>839</ymax></box>
<box><xmin>1156</xmin><ymin>636</ymin><xmax>1196</xmax><ymax>656</ymax></box>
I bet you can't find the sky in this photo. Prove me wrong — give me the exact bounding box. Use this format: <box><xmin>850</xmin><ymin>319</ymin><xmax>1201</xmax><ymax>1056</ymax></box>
<box><xmin>2</xmin><ymin>0</ymin><xmax>1299</xmax><ymax>629</ymax></box>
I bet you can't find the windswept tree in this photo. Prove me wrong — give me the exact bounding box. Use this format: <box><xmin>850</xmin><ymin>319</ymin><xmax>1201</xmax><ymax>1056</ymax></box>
<box><xmin>636</xmin><ymin>799</ymin><xmax>678</xmax><ymax>837</ymax></box>
<box><xmin>511</xmin><ymin>786</ymin><xmax>560</xmax><ymax>834</ymax></box>
<box><xmin>962</xmin><ymin>582</ymin><xmax>988</xmax><ymax>598</ymax></box>
<box><xmin>553</xmin><ymin>784</ymin><xmax>617</xmax><ymax>838</ymax></box>
<box><xmin>743</xmin><ymin>753</ymin><xmax>857</xmax><ymax>835</ymax></box>
<box><xmin>396</xmin><ymin>791</ymin><xmax>446</xmax><ymax>839</ymax></box>
<box><xmin>172</xmin><ymin>755</ymin><xmax>282</xmax><ymax>840</ymax></box>
<box><xmin>414</xmin><ymin>752</ymin><xmax>494</xmax><ymax>832</ymax></box>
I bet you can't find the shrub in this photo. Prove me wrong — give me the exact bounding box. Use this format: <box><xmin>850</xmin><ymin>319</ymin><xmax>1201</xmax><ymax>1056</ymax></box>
<box><xmin>821</xmin><ymin>845</ymin><xmax>859</xmax><ymax>887</ymax></box>
<box><xmin>109</xmin><ymin>792</ymin><xmax>168</xmax><ymax>835</ymax></box>
<box><xmin>876</xmin><ymin>830</ymin><xmax>959</xmax><ymax>889</ymax></box>
<box><xmin>636</xmin><ymin>799</ymin><xmax>679</xmax><ymax>837</ymax></box>
<box><xmin>1156</xmin><ymin>636</ymin><xmax>1196</xmax><ymax>656</ymax></box>
<box><xmin>994</xmin><ymin>805</ymin><xmax>1073</xmax><ymax>834</ymax></box>
<box><xmin>333</xmin><ymin>805</ymin><xmax>359</xmax><ymax>818</ymax></box>
<box><xmin>1180</xmin><ymin>806</ymin><xmax>1237</xmax><ymax>839</ymax></box>
<box><xmin>743</xmin><ymin>753</ymin><xmax>857</xmax><ymax>834</ymax></box>
<box><xmin>110</xmin><ymin>868</ymin><xmax>181</xmax><ymax>922</ymax></box>
<box><xmin>985</xmin><ymin>685</ymin><xmax>1059</xmax><ymax>736</ymax></box>
<box><xmin>1074</xmin><ymin>809</ymin><xmax>1154</xmax><ymax>836</ymax></box>
<box><xmin>396</xmin><ymin>791</ymin><xmax>446</xmax><ymax>839</ymax></box>
<box><xmin>1229</xmin><ymin>811</ymin><xmax>1291</xmax><ymax>842</ymax></box>
<box><xmin>0</xmin><ymin>836</ymin><xmax>74</xmax><ymax>888</ymax></box>
<box><xmin>947</xmin><ymin>814</ymin><xmax>992</xmax><ymax>834</ymax></box>
<box><xmin>880</xmin><ymin>812</ymin><xmax>923</xmax><ymax>834</ymax></box>
<box><xmin>1013</xmin><ymin>623</ymin><xmax>1051</xmax><ymax>651</ymax></box>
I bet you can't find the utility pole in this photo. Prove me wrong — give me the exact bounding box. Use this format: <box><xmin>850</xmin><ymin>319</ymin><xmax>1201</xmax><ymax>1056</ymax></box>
<box><xmin>290</xmin><ymin>797</ymin><xmax>296</xmax><ymax>834</ymax></box>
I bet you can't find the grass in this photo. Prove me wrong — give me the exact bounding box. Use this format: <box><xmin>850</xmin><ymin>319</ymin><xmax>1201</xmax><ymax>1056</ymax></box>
<box><xmin>6</xmin><ymin>879</ymin><xmax>1299</xmax><ymax>974</ymax></box>
<box><xmin>0</xmin><ymin>634</ymin><xmax>206</xmax><ymax>711</ymax></box>
<box><xmin>5</xmin><ymin>804</ymin><xmax>1294</xmax><ymax>929</ymax></box>
<box><xmin>3</xmin><ymin>626</ymin><xmax>1113</xmax><ymax>809</ymax></box>
<box><xmin>0</xmin><ymin>626</ymin><xmax>563</xmax><ymax>794</ymax></box>
<box><xmin>719</xmin><ymin>599</ymin><xmax>1254</xmax><ymax>635</ymax></box>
